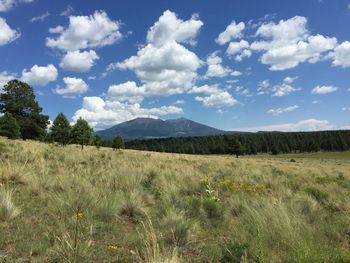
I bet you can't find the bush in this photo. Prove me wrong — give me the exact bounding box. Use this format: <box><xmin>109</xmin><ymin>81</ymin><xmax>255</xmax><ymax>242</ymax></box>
<box><xmin>290</xmin><ymin>159</ymin><xmax>296</xmax><ymax>162</ymax></box>
<box><xmin>202</xmin><ymin>198</ymin><xmax>223</xmax><ymax>220</ymax></box>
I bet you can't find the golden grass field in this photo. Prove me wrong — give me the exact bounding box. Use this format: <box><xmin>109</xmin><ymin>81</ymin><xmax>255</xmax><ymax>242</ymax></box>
<box><xmin>1</xmin><ymin>137</ymin><xmax>350</xmax><ymax>262</ymax></box>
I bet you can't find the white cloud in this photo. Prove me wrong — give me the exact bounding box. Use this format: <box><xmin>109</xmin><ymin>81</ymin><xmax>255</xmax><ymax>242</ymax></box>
<box><xmin>331</xmin><ymin>41</ymin><xmax>350</xmax><ymax>68</ymax></box>
<box><xmin>235</xmin><ymin>119</ymin><xmax>336</xmax><ymax>132</ymax></box>
<box><xmin>231</xmin><ymin>70</ymin><xmax>242</xmax><ymax>76</ymax></box>
<box><xmin>267</xmin><ymin>105</ymin><xmax>299</xmax><ymax>116</ymax></box>
<box><xmin>312</xmin><ymin>100</ymin><xmax>319</xmax><ymax>104</ymax></box>
<box><xmin>114</xmin><ymin>10</ymin><xmax>203</xmax><ymax>98</ymax></box>
<box><xmin>257</xmin><ymin>80</ymin><xmax>270</xmax><ymax>95</ymax></box>
<box><xmin>0</xmin><ymin>0</ymin><xmax>33</xmax><ymax>12</ymax></box>
<box><xmin>195</xmin><ymin>91</ymin><xmax>237</xmax><ymax>108</ymax></box>
<box><xmin>204</xmin><ymin>52</ymin><xmax>231</xmax><ymax>78</ymax></box>
<box><xmin>60</xmin><ymin>50</ymin><xmax>99</xmax><ymax>72</ymax></box>
<box><xmin>46</xmin><ymin>10</ymin><xmax>122</xmax><ymax>51</ymax></box>
<box><xmin>146</xmin><ymin>10</ymin><xmax>203</xmax><ymax>46</ymax></box>
<box><xmin>20</xmin><ymin>64</ymin><xmax>58</xmax><ymax>86</ymax></box>
<box><xmin>0</xmin><ymin>71</ymin><xmax>15</xmax><ymax>92</ymax></box>
<box><xmin>312</xmin><ymin>85</ymin><xmax>338</xmax><ymax>94</ymax></box>
<box><xmin>60</xmin><ymin>5</ymin><xmax>74</xmax><ymax>17</ymax></box>
<box><xmin>216</xmin><ymin>21</ymin><xmax>245</xmax><ymax>45</ymax></box>
<box><xmin>283</xmin><ymin>76</ymin><xmax>298</xmax><ymax>84</ymax></box>
<box><xmin>174</xmin><ymin>99</ymin><xmax>185</xmax><ymax>105</ymax></box>
<box><xmin>72</xmin><ymin>96</ymin><xmax>183</xmax><ymax>130</ymax></box>
<box><xmin>108</xmin><ymin>81</ymin><xmax>144</xmax><ymax>103</ymax></box>
<box><xmin>55</xmin><ymin>77</ymin><xmax>88</xmax><ymax>98</ymax></box>
<box><xmin>235</xmin><ymin>86</ymin><xmax>252</xmax><ymax>96</ymax></box>
<box><xmin>30</xmin><ymin>11</ymin><xmax>50</xmax><ymax>23</ymax></box>
<box><xmin>226</xmin><ymin>40</ymin><xmax>251</xmax><ymax>61</ymax></box>
<box><xmin>342</xmin><ymin>107</ymin><xmax>350</xmax><ymax>111</ymax></box>
<box><xmin>0</xmin><ymin>17</ymin><xmax>20</xmax><ymax>45</ymax></box>
<box><xmin>272</xmin><ymin>83</ymin><xmax>300</xmax><ymax>96</ymax></box>
<box><xmin>251</xmin><ymin>16</ymin><xmax>337</xmax><ymax>70</ymax></box>
<box><xmin>189</xmin><ymin>84</ymin><xmax>238</xmax><ymax>108</ymax></box>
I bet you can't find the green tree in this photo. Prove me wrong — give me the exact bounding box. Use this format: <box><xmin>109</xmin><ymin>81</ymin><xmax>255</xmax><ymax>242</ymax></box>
<box><xmin>112</xmin><ymin>135</ymin><xmax>124</xmax><ymax>151</ymax></box>
<box><xmin>70</xmin><ymin>118</ymin><xmax>93</xmax><ymax>150</ymax></box>
<box><xmin>51</xmin><ymin>113</ymin><xmax>71</xmax><ymax>145</ymax></box>
<box><xmin>93</xmin><ymin>136</ymin><xmax>103</xmax><ymax>149</ymax></box>
<box><xmin>0</xmin><ymin>80</ymin><xmax>49</xmax><ymax>140</ymax></box>
<box><xmin>0</xmin><ymin>112</ymin><xmax>21</xmax><ymax>139</ymax></box>
<box><xmin>228</xmin><ymin>138</ymin><xmax>244</xmax><ymax>158</ymax></box>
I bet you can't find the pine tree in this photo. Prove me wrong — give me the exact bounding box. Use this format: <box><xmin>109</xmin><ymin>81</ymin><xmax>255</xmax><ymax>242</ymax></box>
<box><xmin>93</xmin><ymin>136</ymin><xmax>103</xmax><ymax>149</ymax></box>
<box><xmin>51</xmin><ymin>113</ymin><xmax>71</xmax><ymax>145</ymax></box>
<box><xmin>0</xmin><ymin>80</ymin><xmax>49</xmax><ymax>140</ymax></box>
<box><xmin>70</xmin><ymin>118</ymin><xmax>93</xmax><ymax>150</ymax></box>
<box><xmin>0</xmin><ymin>112</ymin><xmax>21</xmax><ymax>139</ymax></box>
<box><xmin>112</xmin><ymin>135</ymin><xmax>124</xmax><ymax>151</ymax></box>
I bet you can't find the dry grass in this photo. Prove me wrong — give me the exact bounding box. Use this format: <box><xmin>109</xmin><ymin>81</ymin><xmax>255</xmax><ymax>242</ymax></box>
<box><xmin>0</xmin><ymin>137</ymin><xmax>350</xmax><ymax>262</ymax></box>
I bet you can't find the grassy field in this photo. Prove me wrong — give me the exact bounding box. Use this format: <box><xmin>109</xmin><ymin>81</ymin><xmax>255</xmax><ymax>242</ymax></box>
<box><xmin>0</xmin><ymin>137</ymin><xmax>350</xmax><ymax>262</ymax></box>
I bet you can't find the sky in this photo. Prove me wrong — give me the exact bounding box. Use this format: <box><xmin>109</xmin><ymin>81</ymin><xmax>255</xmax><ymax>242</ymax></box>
<box><xmin>0</xmin><ymin>0</ymin><xmax>350</xmax><ymax>132</ymax></box>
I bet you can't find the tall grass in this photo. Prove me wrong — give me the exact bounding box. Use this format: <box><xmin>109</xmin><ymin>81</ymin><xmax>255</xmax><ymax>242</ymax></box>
<box><xmin>0</xmin><ymin>137</ymin><xmax>350</xmax><ymax>261</ymax></box>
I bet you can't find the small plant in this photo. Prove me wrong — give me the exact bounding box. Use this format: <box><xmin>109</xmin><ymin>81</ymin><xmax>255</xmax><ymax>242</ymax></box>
<box><xmin>202</xmin><ymin>197</ymin><xmax>223</xmax><ymax>220</ymax></box>
<box><xmin>220</xmin><ymin>240</ymin><xmax>249</xmax><ymax>263</ymax></box>
<box><xmin>0</xmin><ymin>187</ymin><xmax>20</xmax><ymax>222</ymax></box>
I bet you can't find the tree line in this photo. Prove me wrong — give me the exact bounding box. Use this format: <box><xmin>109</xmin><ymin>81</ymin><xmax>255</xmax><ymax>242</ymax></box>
<box><xmin>125</xmin><ymin>130</ymin><xmax>350</xmax><ymax>156</ymax></box>
<box><xmin>0</xmin><ymin>80</ymin><xmax>124</xmax><ymax>150</ymax></box>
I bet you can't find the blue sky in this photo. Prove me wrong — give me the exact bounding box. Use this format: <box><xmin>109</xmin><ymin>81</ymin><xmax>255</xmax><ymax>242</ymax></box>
<box><xmin>0</xmin><ymin>0</ymin><xmax>349</xmax><ymax>131</ymax></box>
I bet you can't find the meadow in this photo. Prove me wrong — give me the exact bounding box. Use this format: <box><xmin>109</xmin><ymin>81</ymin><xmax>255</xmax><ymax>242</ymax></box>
<box><xmin>0</xmin><ymin>137</ymin><xmax>350</xmax><ymax>262</ymax></box>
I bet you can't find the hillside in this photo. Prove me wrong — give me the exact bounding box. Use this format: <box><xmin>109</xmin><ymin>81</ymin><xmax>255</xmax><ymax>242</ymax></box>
<box><xmin>1</xmin><ymin>138</ymin><xmax>350</xmax><ymax>262</ymax></box>
<box><xmin>94</xmin><ymin>117</ymin><xmax>228</xmax><ymax>140</ymax></box>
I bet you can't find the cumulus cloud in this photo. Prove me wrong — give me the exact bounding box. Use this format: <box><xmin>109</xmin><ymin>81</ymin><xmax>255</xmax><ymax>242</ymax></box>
<box><xmin>72</xmin><ymin>96</ymin><xmax>183</xmax><ymax>130</ymax></box>
<box><xmin>0</xmin><ymin>17</ymin><xmax>20</xmax><ymax>45</ymax></box>
<box><xmin>55</xmin><ymin>77</ymin><xmax>88</xmax><ymax>98</ymax></box>
<box><xmin>0</xmin><ymin>0</ymin><xmax>33</xmax><ymax>12</ymax></box>
<box><xmin>46</xmin><ymin>10</ymin><xmax>122</xmax><ymax>51</ymax></box>
<box><xmin>113</xmin><ymin>10</ymin><xmax>203</xmax><ymax>100</ymax></box>
<box><xmin>216</xmin><ymin>21</ymin><xmax>245</xmax><ymax>45</ymax></box>
<box><xmin>226</xmin><ymin>40</ymin><xmax>251</xmax><ymax>61</ymax></box>
<box><xmin>331</xmin><ymin>41</ymin><xmax>350</xmax><ymax>68</ymax></box>
<box><xmin>257</xmin><ymin>80</ymin><xmax>270</xmax><ymax>95</ymax></box>
<box><xmin>189</xmin><ymin>84</ymin><xmax>238</xmax><ymax>108</ymax></box>
<box><xmin>235</xmin><ymin>119</ymin><xmax>336</xmax><ymax>132</ymax></box>
<box><xmin>0</xmin><ymin>71</ymin><xmax>15</xmax><ymax>92</ymax></box>
<box><xmin>108</xmin><ymin>81</ymin><xmax>144</xmax><ymax>103</ymax></box>
<box><xmin>272</xmin><ymin>83</ymin><xmax>300</xmax><ymax>96</ymax></box>
<box><xmin>204</xmin><ymin>52</ymin><xmax>232</xmax><ymax>78</ymax></box>
<box><xmin>267</xmin><ymin>105</ymin><xmax>299</xmax><ymax>116</ymax></box>
<box><xmin>342</xmin><ymin>107</ymin><xmax>350</xmax><ymax>111</ymax></box>
<box><xmin>60</xmin><ymin>50</ymin><xmax>99</xmax><ymax>72</ymax></box>
<box><xmin>312</xmin><ymin>85</ymin><xmax>338</xmax><ymax>94</ymax></box>
<box><xmin>258</xmin><ymin>77</ymin><xmax>300</xmax><ymax>96</ymax></box>
<box><xmin>20</xmin><ymin>64</ymin><xmax>58</xmax><ymax>86</ymax></box>
<box><xmin>251</xmin><ymin>16</ymin><xmax>337</xmax><ymax>70</ymax></box>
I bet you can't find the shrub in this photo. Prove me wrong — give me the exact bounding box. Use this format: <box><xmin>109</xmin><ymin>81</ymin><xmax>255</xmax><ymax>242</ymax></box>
<box><xmin>202</xmin><ymin>197</ymin><xmax>223</xmax><ymax>220</ymax></box>
<box><xmin>290</xmin><ymin>159</ymin><xmax>296</xmax><ymax>162</ymax></box>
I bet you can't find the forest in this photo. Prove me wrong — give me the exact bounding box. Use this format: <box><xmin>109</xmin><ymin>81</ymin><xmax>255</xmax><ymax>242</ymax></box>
<box><xmin>125</xmin><ymin>130</ymin><xmax>350</xmax><ymax>155</ymax></box>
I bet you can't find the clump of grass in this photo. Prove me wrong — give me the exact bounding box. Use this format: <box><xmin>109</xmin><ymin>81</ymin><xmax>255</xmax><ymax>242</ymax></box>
<box><xmin>118</xmin><ymin>191</ymin><xmax>148</xmax><ymax>223</ymax></box>
<box><xmin>290</xmin><ymin>158</ymin><xmax>296</xmax><ymax>162</ymax></box>
<box><xmin>220</xmin><ymin>240</ymin><xmax>249</xmax><ymax>263</ymax></box>
<box><xmin>304</xmin><ymin>186</ymin><xmax>328</xmax><ymax>204</ymax></box>
<box><xmin>202</xmin><ymin>197</ymin><xmax>223</xmax><ymax>220</ymax></box>
<box><xmin>0</xmin><ymin>187</ymin><xmax>20</xmax><ymax>222</ymax></box>
<box><xmin>160</xmin><ymin>210</ymin><xmax>193</xmax><ymax>247</ymax></box>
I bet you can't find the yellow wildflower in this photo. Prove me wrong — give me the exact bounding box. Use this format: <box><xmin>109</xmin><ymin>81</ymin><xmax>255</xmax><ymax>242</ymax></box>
<box><xmin>108</xmin><ymin>244</ymin><xmax>119</xmax><ymax>253</ymax></box>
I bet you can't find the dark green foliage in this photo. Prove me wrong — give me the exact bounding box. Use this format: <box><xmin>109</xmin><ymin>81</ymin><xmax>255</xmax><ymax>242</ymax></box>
<box><xmin>202</xmin><ymin>198</ymin><xmax>223</xmax><ymax>220</ymax></box>
<box><xmin>220</xmin><ymin>240</ymin><xmax>249</xmax><ymax>263</ymax></box>
<box><xmin>112</xmin><ymin>135</ymin><xmax>124</xmax><ymax>150</ymax></box>
<box><xmin>93</xmin><ymin>136</ymin><xmax>103</xmax><ymax>149</ymax></box>
<box><xmin>70</xmin><ymin>118</ymin><xmax>93</xmax><ymax>150</ymax></box>
<box><xmin>125</xmin><ymin>130</ymin><xmax>350</xmax><ymax>155</ymax></box>
<box><xmin>0</xmin><ymin>80</ymin><xmax>49</xmax><ymax>140</ymax></box>
<box><xmin>0</xmin><ymin>112</ymin><xmax>21</xmax><ymax>139</ymax></box>
<box><xmin>50</xmin><ymin>113</ymin><xmax>71</xmax><ymax>145</ymax></box>
<box><xmin>227</xmin><ymin>137</ymin><xmax>245</xmax><ymax>158</ymax></box>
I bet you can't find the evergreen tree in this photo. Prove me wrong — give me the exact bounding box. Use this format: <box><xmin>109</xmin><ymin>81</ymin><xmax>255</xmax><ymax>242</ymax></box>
<box><xmin>0</xmin><ymin>80</ymin><xmax>49</xmax><ymax>140</ymax></box>
<box><xmin>93</xmin><ymin>136</ymin><xmax>103</xmax><ymax>149</ymax></box>
<box><xmin>0</xmin><ymin>112</ymin><xmax>21</xmax><ymax>139</ymax></box>
<box><xmin>228</xmin><ymin>138</ymin><xmax>244</xmax><ymax>158</ymax></box>
<box><xmin>112</xmin><ymin>135</ymin><xmax>124</xmax><ymax>151</ymax></box>
<box><xmin>51</xmin><ymin>113</ymin><xmax>71</xmax><ymax>145</ymax></box>
<box><xmin>70</xmin><ymin>118</ymin><xmax>93</xmax><ymax>150</ymax></box>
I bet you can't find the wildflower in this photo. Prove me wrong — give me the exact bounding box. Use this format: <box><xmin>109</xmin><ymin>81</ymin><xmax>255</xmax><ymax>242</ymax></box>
<box><xmin>75</xmin><ymin>212</ymin><xmax>84</xmax><ymax>220</ymax></box>
<box><xmin>108</xmin><ymin>244</ymin><xmax>119</xmax><ymax>253</ymax></box>
<box><xmin>200</xmin><ymin>178</ymin><xmax>209</xmax><ymax>186</ymax></box>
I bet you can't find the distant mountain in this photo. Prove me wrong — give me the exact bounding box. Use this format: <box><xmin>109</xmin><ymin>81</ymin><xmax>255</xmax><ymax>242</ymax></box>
<box><xmin>95</xmin><ymin>117</ymin><xmax>229</xmax><ymax>140</ymax></box>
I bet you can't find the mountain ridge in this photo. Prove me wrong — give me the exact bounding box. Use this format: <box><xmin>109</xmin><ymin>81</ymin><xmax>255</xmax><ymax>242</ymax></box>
<box><xmin>95</xmin><ymin>117</ymin><xmax>230</xmax><ymax>140</ymax></box>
